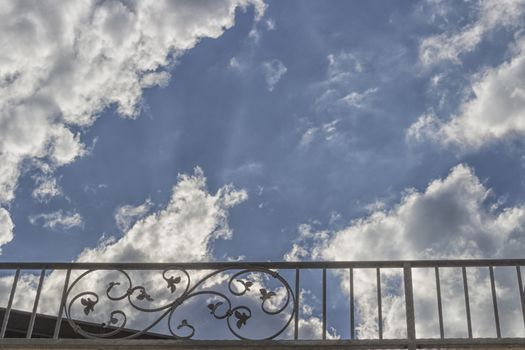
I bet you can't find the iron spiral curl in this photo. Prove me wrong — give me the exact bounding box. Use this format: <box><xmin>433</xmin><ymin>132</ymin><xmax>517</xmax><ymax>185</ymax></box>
<box><xmin>63</xmin><ymin>266</ymin><xmax>295</xmax><ymax>340</ymax></box>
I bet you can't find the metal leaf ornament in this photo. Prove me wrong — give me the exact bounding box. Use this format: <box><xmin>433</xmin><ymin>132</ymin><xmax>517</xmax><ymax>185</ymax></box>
<box><xmin>235</xmin><ymin>310</ymin><xmax>249</xmax><ymax>329</ymax></box>
<box><xmin>64</xmin><ymin>267</ymin><xmax>294</xmax><ymax>340</ymax></box>
<box><xmin>166</xmin><ymin>276</ymin><xmax>181</xmax><ymax>293</ymax></box>
<box><xmin>137</xmin><ymin>288</ymin><xmax>154</xmax><ymax>301</ymax></box>
<box><xmin>237</xmin><ymin>279</ymin><xmax>253</xmax><ymax>291</ymax></box>
<box><xmin>103</xmin><ymin>314</ymin><xmax>119</xmax><ymax>328</ymax></box>
<box><xmin>80</xmin><ymin>297</ymin><xmax>96</xmax><ymax>315</ymax></box>
<box><xmin>208</xmin><ymin>301</ymin><xmax>223</xmax><ymax>314</ymax></box>
<box><xmin>108</xmin><ymin>281</ymin><xmax>120</xmax><ymax>289</ymax></box>
<box><xmin>259</xmin><ymin>288</ymin><xmax>276</xmax><ymax>301</ymax></box>
<box><xmin>177</xmin><ymin>319</ymin><xmax>189</xmax><ymax>329</ymax></box>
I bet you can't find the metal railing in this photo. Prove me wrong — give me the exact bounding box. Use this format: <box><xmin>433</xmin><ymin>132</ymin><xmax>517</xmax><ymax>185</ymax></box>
<box><xmin>0</xmin><ymin>259</ymin><xmax>524</xmax><ymax>349</ymax></box>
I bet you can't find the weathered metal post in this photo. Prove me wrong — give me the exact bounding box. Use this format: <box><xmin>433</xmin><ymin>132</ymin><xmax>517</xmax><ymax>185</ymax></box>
<box><xmin>404</xmin><ymin>264</ymin><xmax>416</xmax><ymax>350</ymax></box>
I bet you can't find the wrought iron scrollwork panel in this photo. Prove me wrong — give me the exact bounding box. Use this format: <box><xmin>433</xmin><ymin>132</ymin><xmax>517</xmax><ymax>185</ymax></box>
<box><xmin>64</xmin><ymin>267</ymin><xmax>295</xmax><ymax>340</ymax></box>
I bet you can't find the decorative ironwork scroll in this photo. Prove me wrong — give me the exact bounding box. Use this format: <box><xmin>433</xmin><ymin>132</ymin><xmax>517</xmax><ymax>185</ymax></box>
<box><xmin>64</xmin><ymin>267</ymin><xmax>295</xmax><ymax>340</ymax></box>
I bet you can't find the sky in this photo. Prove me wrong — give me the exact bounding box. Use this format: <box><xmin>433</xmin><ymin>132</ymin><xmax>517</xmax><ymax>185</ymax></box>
<box><xmin>1</xmin><ymin>0</ymin><xmax>525</xmax><ymax>340</ymax></box>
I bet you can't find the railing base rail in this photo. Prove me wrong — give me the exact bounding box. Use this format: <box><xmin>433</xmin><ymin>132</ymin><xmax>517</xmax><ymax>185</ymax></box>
<box><xmin>1</xmin><ymin>338</ymin><xmax>525</xmax><ymax>350</ymax></box>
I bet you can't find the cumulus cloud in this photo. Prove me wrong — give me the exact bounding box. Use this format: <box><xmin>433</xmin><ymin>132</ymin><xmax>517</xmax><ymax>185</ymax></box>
<box><xmin>5</xmin><ymin>168</ymin><xmax>262</xmax><ymax>342</ymax></box>
<box><xmin>114</xmin><ymin>199</ymin><xmax>153</xmax><ymax>232</ymax></box>
<box><xmin>29</xmin><ymin>209</ymin><xmax>83</xmax><ymax>230</ymax></box>
<box><xmin>284</xmin><ymin>223</ymin><xmax>329</xmax><ymax>261</ymax></box>
<box><xmin>262</xmin><ymin>59</ymin><xmax>287</xmax><ymax>91</ymax></box>
<box><xmin>0</xmin><ymin>168</ymin><xmax>250</xmax><ymax>335</ymax></box>
<box><xmin>294</xmin><ymin>290</ymin><xmax>339</xmax><ymax>340</ymax></box>
<box><xmin>0</xmin><ymin>0</ymin><xmax>265</xmax><ymax>252</ymax></box>
<box><xmin>285</xmin><ymin>164</ymin><xmax>525</xmax><ymax>338</ymax></box>
<box><xmin>32</xmin><ymin>175</ymin><xmax>62</xmax><ymax>202</ymax></box>
<box><xmin>409</xmin><ymin>36</ymin><xmax>525</xmax><ymax>149</ymax></box>
<box><xmin>419</xmin><ymin>0</ymin><xmax>525</xmax><ymax>66</ymax></box>
<box><xmin>318</xmin><ymin>164</ymin><xmax>524</xmax><ymax>260</ymax></box>
<box><xmin>44</xmin><ymin>169</ymin><xmax>248</xmax><ymax>331</ymax></box>
<box><xmin>78</xmin><ymin>167</ymin><xmax>247</xmax><ymax>263</ymax></box>
<box><xmin>296</xmin><ymin>317</ymin><xmax>339</xmax><ymax>340</ymax></box>
<box><xmin>0</xmin><ymin>208</ymin><xmax>14</xmax><ymax>252</ymax></box>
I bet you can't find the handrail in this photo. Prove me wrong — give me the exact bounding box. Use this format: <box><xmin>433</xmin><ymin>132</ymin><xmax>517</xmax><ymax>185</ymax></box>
<box><xmin>0</xmin><ymin>258</ymin><xmax>525</xmax><ymax>269</ymax></box>
<box><xmin>0</xmin><ymin>259</ymin><xmax>523</xmax><ymax>349</ymax></box>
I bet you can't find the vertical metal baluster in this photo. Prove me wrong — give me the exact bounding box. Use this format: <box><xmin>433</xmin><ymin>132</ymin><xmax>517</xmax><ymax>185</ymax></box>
<box><xmin>517</xmin><ymin>266</ymin><xmax>525</xmax><ymax>330</ymax></box>
<box><xmin>26</xmin><ymin>269</ymin><xmax>46</xmax><ymax>339</ymax></box>
<box><xmin>404</xmin><ymin>265</ymin><xmax>416</xmax><ymax>350</ymax></box>
<box><xmin>53</xmin><ymin>269</ymin><xmax>71</xmax><ymax>339</ymax></box>
<box><xmin>322</xmin><ymin>268</ymin><xmax>327</xmax><ymax>340</ymax></box>
<box><xmin>1</xmin><ymin>269</ymin><xmax>20</xmax><ymax>338</ymax></box>
<box><xmin>489</xmin><ymin>266</ymin><xmax>501</xmax><ymax>338</ymax></box>
<box><xmin>462</xmin><ymin>267</ymin><xmax>472</xmax><ymax>338</ymax></box>
<box><xmin>294</xmin><ymin>268</ymin><xmax>299</xmax><ymax>340</ymax></box>
<box><xmin>377</xmin><ymin>268</ymin><xmax>382</xmax><ymax>339</ymax></box>
<box><xmin>435</xmin><ymin>267</ymin><xmax>444</xmax><ymax>339</ymax></box>
<box><xmin>350</xmin><ymin>267</ymin><xmax>355</xmax><ymax>340</ymax></box>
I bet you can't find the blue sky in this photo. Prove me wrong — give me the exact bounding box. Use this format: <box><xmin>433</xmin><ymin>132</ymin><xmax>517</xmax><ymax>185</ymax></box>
<box><xmin>2</xmin><ymin>0</ymin><xmax>525</xmax><ymax>263</ymax></box>
<box><xmin>2</xmin><ymin>0</ymin><xmax>525</xmax><ymax>340</ymax></box>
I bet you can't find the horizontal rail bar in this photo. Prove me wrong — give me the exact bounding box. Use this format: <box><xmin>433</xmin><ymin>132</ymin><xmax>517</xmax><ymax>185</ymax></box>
<box><xmin>0</xmin><ymin>259</ymin><xmax>525</xmax><ymax>346</ymax></box>
<box><xmin>4</xmin><ymin>337</ymin><xmax>525</xmax><ymax>349</ymax></box>
<box><xmin>0</xmin><ymin>259</ymin><xmax>524</xmax><ymax>270</ymax></box>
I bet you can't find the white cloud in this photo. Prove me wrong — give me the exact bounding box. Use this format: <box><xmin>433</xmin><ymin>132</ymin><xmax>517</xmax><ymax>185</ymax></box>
<box><xmin>339</xmin><ymin>87</ymin><xmax>378</xmax><ymax>108</ymax></box>
<box><xmin>29</xmin><ymin>209</ymin><xmax>83</xmax><ymax>230</ymax></box>
<box><xmin>363</xmin><ymin>199</ymin><xmax>386</xmax><ymax>213</ymax></box>
<box><xmin>296</xmin><ymin>51</ymin><xmax>380</xmax><ymax>150</ymax></box>
<box><xmin>320</xmin><ymin>164</ymin><xmax>525</xmax><ymax>260</ymax></box>
<box><xmin>229</xmin><ymin>56</ymin><xmax>245</xmax><ymax>71</ymax></box>
<box><xmin>409</xmin><ymin>36</ymin><xmax>525</xmax><ymax>149</ymax></box>
<box><xmin>78</xmin><ymin>167</ymin><xmax>247</xmax><ymax>263</ymax></box>
<box><xmin>265</xmin><ymin>19</ymin><xmax>275</xmax><ymax>31</ymax></box>
<box><xmin>282</xmin><ymin>289</ymin><xmax>339</xmax><ymax>340</ymax></box>
<box><xmin>327</xmin><ymin>52</ymin><xmax>365</xmax><ymax>80</ymax></box>
<box><xmin>284</xmin><ymin>223</ymin><xmax>329</xmax><ymax>261</ymax></box>
<box><xmin>312</xmin><ymin>52</ymin><xmax>376</xmax><ymax>115</ymax></box>
<box><xmin>32</xmin><ymin>175</ymin><xmax>62</xmax><ymax>202</ymax></box>
<box><xmin>328</xmin><ymin>211</ymin><xmax>341</xmax><ymax>225</ymax></box>
<box><xmin>285</xmin><ymin>164</ymin><xmax>525</xmax><ymax>338</ymax></box>
<box><xmin>114</xmin><ymin>199</ymin><xmax>153</xmax><ymax>232</ymax></box>
<box><xmin>0</xmin><ymin>168</ymin><xmax>250</xmax><ymax>335</ymax></box>
<box><xmin>296</xmin><ymin>316</ymin><xmax>339</xmax><ymax>340</ymax></box>
<box><xmin>83</xmin><ymin>183</ymin><xmax>108</xmax><ymax>194</ymax></box>
<box><xmin>0</xmin><ymin>208</ymin><xmax>14</xmax><ymax>252</ymax></box>
<box><xmin>299</xmin><ymin>127</ymin><xmax>318</xmax><ymax>147</ymax></box>
<box><xmin>0</xmin><ymin>0</ymin><xmax>265</xmax><ymax>252</ymax></box>
<box><xmin>262</xmin><ymin>59</ymin><xmax>287</xmax><ymax>91</ymax></box>
<box><xmin>299</xmin><ymin>120</ymin><xmax>340</xmax><ymax>147</ymax></box>
<box><xmin>419</xmin><ymin>0</ymin><xmax>525</xmax><ymax>66</ymax></box>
